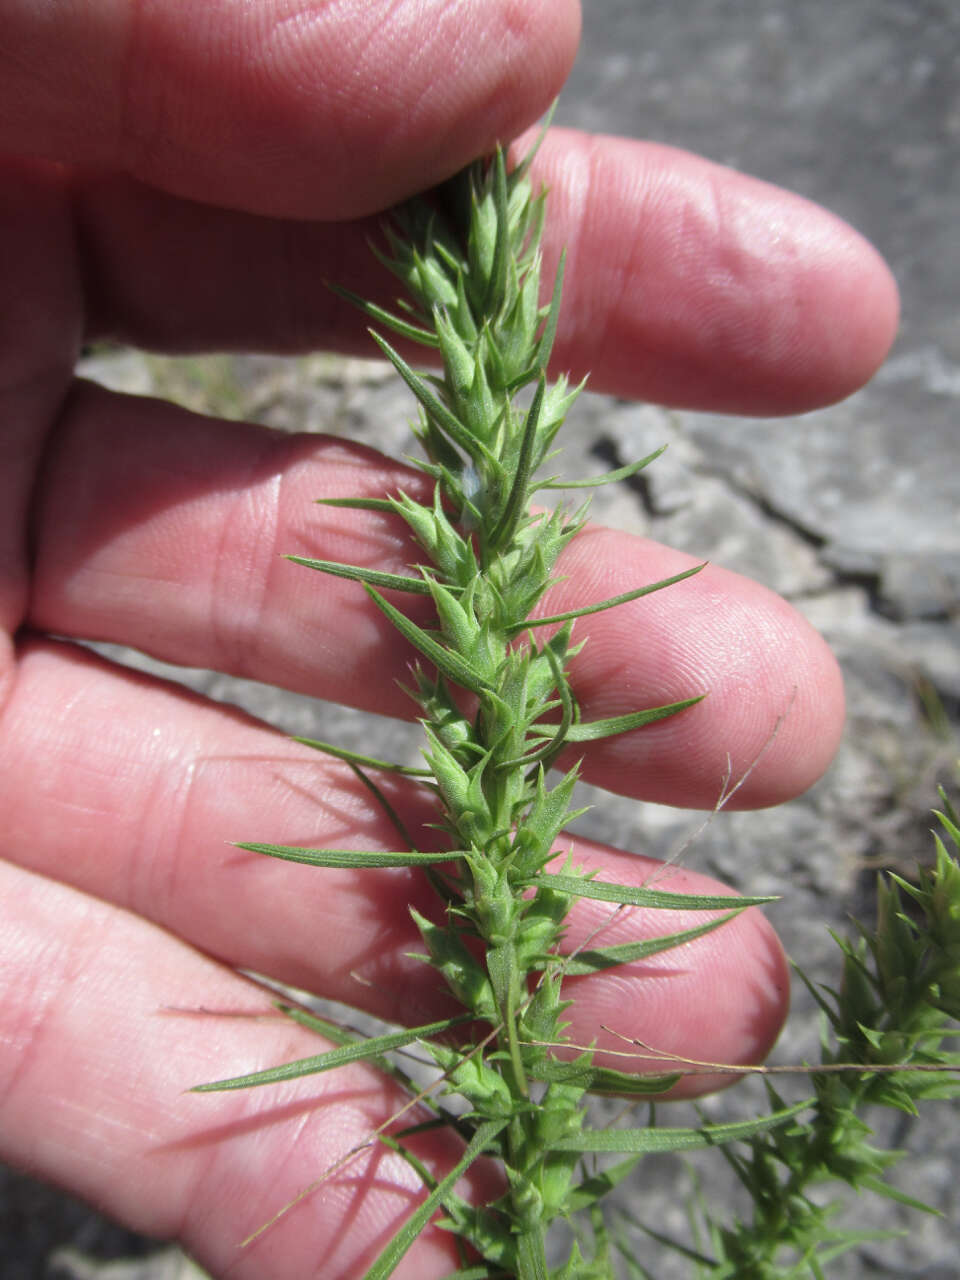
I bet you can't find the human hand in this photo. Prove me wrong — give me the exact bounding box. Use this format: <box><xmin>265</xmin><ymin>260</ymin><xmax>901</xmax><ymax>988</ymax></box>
<box><xmin>0</xmin><ymin>1</ymin><xmax>898</xmax><ymax>1277</ymax></box>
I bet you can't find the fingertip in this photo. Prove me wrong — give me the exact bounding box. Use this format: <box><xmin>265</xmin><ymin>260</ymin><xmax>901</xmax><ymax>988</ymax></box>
<box><xmin>560</xmin><ymin>850</ymin><xmax>791</xmax><ymax>1101</ymax></box>
<box><xmin>533</xmin><ymin>131</ymin><xmax>899</xmax><ymax>414</ymax></box>
<box><xmin>558</xmin><ymin>536</ymin><xmax>846</xmax><ymax>811</ymax></box>
<box><xmin>656</xmin><ymin>899</ymin><xmax>792</xmax><ymax>1101</ymax></box>
<box><xmin>742</xmin><ymin>198</ymin><xmax>900</xmax><ymax>414</ymax></box>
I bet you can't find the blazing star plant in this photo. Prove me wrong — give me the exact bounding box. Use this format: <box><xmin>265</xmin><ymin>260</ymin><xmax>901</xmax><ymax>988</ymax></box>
<box><xmin>196</xmin><ymin>131</ymin><xmax>960</xmax><ymax>1279</ymax></box>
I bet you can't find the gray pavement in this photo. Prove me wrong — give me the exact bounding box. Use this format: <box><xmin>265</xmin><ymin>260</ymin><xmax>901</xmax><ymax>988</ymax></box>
<box><xmin>7</xmin><ymin>2</ymin><xmax>959</xmax><ymax>1276</ymax></box>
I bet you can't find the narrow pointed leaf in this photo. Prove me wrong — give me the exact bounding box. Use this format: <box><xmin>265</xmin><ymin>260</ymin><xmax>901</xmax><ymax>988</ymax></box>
<box><xmin>235</xmin><ymin>842</ymin><xmax>464</xmax><ymax>869</ymax></box>
<box><xmin>563</xmin><ymin>1155</ymin><xmax>645</xmax><ymax>1214</ymax></box>
<box><xmin>553</xmin><ymin>1100</ymin><xmax>810</xmax><ymax>1154</ymax></box>
<box><xmin>814</xmin><ymin>1230</ymin><xmax>909</xmax><ymax>1267</ymax></box>
<box><xmin>347</xmin><ymin>760</ymin><xmax>419</xmax><ymax>853</ymax></box>
<box><xmin>487</xmin><ymin>375</ymin><xmax>544</xmax><ymax>552</ymax></box>
<box><xmin>286</xmin><ymin>556</ymin><xmax>432</xmax><ymax>595</ymax></box>
<box><xmin>192</xmin><ymin>1013</ymin><xmax>472</xmax><ymax>1092</ymax></box>
<box><xmin>315</xmin><ymin>496</ymin><xmax>398</xmax><ymax>512</ymax></box>
<box><xmin>292</xmin><ymin>735</ymin><xmax>431</xmax><ymax>777</ymax></box>
<box><xmin>525</xmin><ymin>1058</ymin><xmax>679</xmax><ymax>1095</ymax></box>
<box><xmin>483</xmin><ymin>148</ymin><xmax>510</xmax><ymax>314</ymax></box>
<box><xmin>510</xmin><ymin>99</ymin><xmax>557</xmax><ymax>182</ymax></box>
<box><xmin>537</xmin><ymin>872</ymin><xmax>775</xmax><ymax>911</ymax></box>
<box><xmin>563</xmin><ymin>697</ymin><xmax>705</xmax><ymax>743</ymax></box>
<box><xmin>858</xmin><ymin>1175</ymin><xmax>939</xmax><ymax>1214</ymax></box>
<box><xmin>557</xmin><ymin>909</ymin><xmax>744</xmax><ymax>975</ymax></box>
<box><xmin>534</xmin><ymin>248</ymin><xmax>565</xmax><ymax>369</ymax></box>
<box><xmin>362</xmin><ymin>1120</ymin><xmax>508</xmax><ymax>1280</ymax></box>
<box><xmin>274</xmin><ymin>1002</ymin><xmax>360</xmax><ymax>1048</ymax></box>
<box><xmin>373</xmin><ymin>1136</ymin><xmax>452</xmax><ymax>1238</ymax></box>
<box><xmin>437</xmin><ymin>1269</ymin><xmax>510</xmax><ymax>1280</ymax></box>
<box><xmin>508</xmin><ymin>565</ymin><xmax>706</xmax><ymax>632</ymax></box>
<box><xmin>326</xmin><ymin>281</ymin><xmax>440</xmax><ymax>346</ymax></box>
<box><xmin>538</xmin><ymin>446</ymin><xmax>667</xmax><ymax>490</ymax></box>
<box><xmin>500</xmin><ymin>641</ymin><xmax>574</xmax><ymax>770</ymax></box>
<box><xmin>621</xmin><ymin>1221</ymin><xmax>716</xmax><ymax>1269</ymax></box>
<box><xmin>274</xmin><ymin>1004</ymin><xmax>461</xmax><ymax>1112</ymax></box>
<box><xmin>369</xmin><ymin>329</ymin><xmax>492</xmax><ymax>466</ymax></box>
<box><xmin>503</xmin><ymin>363</ymin><xmax>543</xmax><ymax>394</ymax></box>
<box><xmin>365</xmin><ymin>584</ymin><xmax>492</xmax><ymax>692</ymax></box>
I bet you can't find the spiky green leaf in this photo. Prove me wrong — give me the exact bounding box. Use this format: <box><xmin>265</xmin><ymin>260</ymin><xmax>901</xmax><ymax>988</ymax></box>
<box><xmin>314</xmin><ymin>496</ymin><xmax>399</xmax><ymax>511</ymax></box>
<box><xmin>193</xmin><ymin>1013</ymin><xmax>471</xmax><ymax>1092</ymax></box>
<box><xmin>563</xmin><ymin>697</ymin><xmax>705</xmax><ymax>743</ymax></box>
<box><xmin>525</xmin><ymin>1057</ymin><xmax>680</xmax><ymax>1096</ymax></box>
<box><xmin>486</xmin><ymin>376</ymin><xmax>544</xmax><ymax>553</ymax></box>
<box><xmin>362</xmin><ymin>1120</ymin><xmax>508</xmax><ymax>1280</ymax></box>
<box><xmin>537</xmin><ymin>872</ymin><xmax>775</xmax><ymax>911</ymax></box>
<box><xmin>538</xmin><ymin>446</ymin><xmax>666</xmax><ymax>490</ymax></box>
<box><xmin>369</xmin><ymin>329</ymin><xmax>495</xmax><ymax>467</ymax></box>
<box><xmin>235</xmin><ymin>842</ymin><xmax>464</xmax><ymax>869</ymax></box>
<box><xmin>508</xmin><ymin>564</ymin><xmax>706</xmax><ymax>632</ymax></box>
<box><xmin>553</xmin><ymin>1101</ymin><xmax>810</xmax><ymax>1154</ymax></box>
<box><xmin>365</xmin><ymin>584</ymin><xmax>492</xmax><ymax>692</ymax></box>
<box><xmin>326</xmin><ymin>281</ymin><xmax>441</xmax><ymax>346</ymax></box>
<box><xmin>563</xmin><ymin>1156</ymin><xmax>645</xmax><ymax>1215</ymax></box>
<box><xmin>292</xmin><ymin>735</ymin><xmax>430</xmax><ymax>777</ymax></box>
<box><xmin>286</xmin><ymin>556</ymin><xmax>432</xmax><ymax>594</ymax></box>
<box><xmin>557</xmin><ymin>909</ymin><xmax>744</xmax><ymax>975</ymax></box>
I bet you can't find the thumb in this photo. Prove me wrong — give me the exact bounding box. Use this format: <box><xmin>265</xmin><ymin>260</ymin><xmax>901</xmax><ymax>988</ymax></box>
<box><xmin>0</xmin><ymin>0</ymin><xmax>580</xmax><ymax>219</ymax></box>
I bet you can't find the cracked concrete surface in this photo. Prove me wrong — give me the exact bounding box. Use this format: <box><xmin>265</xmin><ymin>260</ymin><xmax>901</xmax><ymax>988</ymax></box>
<box><xmin>6</xmin><ymin>1</ymin><xmax>958</xmax><ymax>1276</ymax></box>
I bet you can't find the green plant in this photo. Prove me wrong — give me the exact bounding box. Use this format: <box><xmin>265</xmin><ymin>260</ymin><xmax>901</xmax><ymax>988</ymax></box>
<box><xmin>620</xmin><ymin>789</ymin><xmax>960</xmax><ymax>1279</ymax></box>
<box><xmin>195</xmin><ymin>134</ymin><xmax>960</xmax><ymax>1278</ymax></box>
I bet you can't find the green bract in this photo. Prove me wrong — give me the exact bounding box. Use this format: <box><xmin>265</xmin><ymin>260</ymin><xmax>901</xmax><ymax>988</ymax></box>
<box><xmin>201</xmin><ymin>131</ymin><xmax>960</xmax><ymax>1278</ymax></box>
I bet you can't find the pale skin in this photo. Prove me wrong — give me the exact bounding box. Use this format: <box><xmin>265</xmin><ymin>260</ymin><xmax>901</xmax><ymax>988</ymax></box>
<box><xmin>0</xmin><ymin>1</ymin><xmax>899</xmax><ymax>1277</ymax></box>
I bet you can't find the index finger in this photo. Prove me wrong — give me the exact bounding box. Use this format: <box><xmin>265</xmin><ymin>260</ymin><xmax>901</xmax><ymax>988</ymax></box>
<box><xmin>71</xmin><ymin>130</ymin><xmax>897</xmax><ymax>415</ymax></box>
<box><xmin>2</xmin><ymin>0</ymin><xmax>579</xmax><ymax>220</ymax></box>
<box><xmin>2</xmin><ymin>0</ymin><xmax>896</xmax><ymax>412</ymax></box>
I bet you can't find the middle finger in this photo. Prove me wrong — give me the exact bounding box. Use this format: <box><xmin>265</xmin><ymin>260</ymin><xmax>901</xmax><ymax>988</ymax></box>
<box><xmin>30</xmin><ymin>381</ymin><xmax>844</xmax><ymax>810</ymax></box>
<box><xmin>2</xmin><ymin>634</ymin><xmax>788</xmax><ymax>1090</ymax></box>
